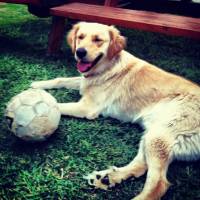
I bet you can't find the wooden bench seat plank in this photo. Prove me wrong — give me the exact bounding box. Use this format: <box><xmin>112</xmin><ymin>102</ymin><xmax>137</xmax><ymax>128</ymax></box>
<box><xmin>50</xmin><ymin>3</ymin><xmax>200</xmax><ymax>39</ymax></box>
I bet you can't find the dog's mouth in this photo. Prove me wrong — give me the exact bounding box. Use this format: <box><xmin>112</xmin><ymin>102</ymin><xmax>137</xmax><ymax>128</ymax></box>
<box><xmin>77</xmin><ymin>53</ymin><xmax>103</xmax><ymax>73</ymax></box>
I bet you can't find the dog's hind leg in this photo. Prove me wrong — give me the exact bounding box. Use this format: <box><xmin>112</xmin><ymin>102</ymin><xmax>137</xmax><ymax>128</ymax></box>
<box><xmin>132</xmin><ymin>132</ymin><xmax>173</xmax><ymax>200</ymax></box>
<box><xmin>85</xmin><ymin>138</ymin><xmax>147</xmax><ymax>190</ymax></box>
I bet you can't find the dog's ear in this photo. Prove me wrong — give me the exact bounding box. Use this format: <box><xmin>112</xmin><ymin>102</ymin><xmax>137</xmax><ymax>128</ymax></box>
<box><xmin>67</xmin><ymin>23</ymin><xmax>80</xmax><ymax>53</ymax></box>
<box><xmin>108</xmin><ymin>26</ymin><xmax>126</xmax><ymax>60</ymax></box>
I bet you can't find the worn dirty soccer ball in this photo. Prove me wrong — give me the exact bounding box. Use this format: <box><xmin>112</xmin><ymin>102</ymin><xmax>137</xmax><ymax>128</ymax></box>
<box><xmin>5</xmin><ymin>89</ymin><xmax>61</xmax><ymax>141</ymax></box>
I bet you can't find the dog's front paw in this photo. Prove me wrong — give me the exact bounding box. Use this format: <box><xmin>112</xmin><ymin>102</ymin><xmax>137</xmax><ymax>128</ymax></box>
<box><xmin>84</xmin><ymin>166</ymin><xmax>124</xmax><ymax>190</ymax></box>
<box><xmin>30</xmin><ymin>81</ymin><xmax>42</xmax><ymax>89</ymax></box>
<box><xmin>30</xmin><ymin>81</ymin><xmax>46</xmax><ymax>89</ymax></box>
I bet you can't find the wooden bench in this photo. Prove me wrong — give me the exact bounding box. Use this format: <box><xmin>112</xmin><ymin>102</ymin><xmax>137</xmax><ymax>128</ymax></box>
<box><xmin>1</xmin><ymin>0</ymin><xmax>200</xmax><ymax>55</ymax></box>
<box><xmin>47</xmin><ymin>2</ymin><xmax>200</xmax><ymax>54</ymax></box>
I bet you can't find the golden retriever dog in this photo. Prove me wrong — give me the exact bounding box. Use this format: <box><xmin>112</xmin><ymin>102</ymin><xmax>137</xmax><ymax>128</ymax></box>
<box><xmin>31</xmin><ymin>22</ymin><xmax>200</xmax><ymax>200</ymax></box>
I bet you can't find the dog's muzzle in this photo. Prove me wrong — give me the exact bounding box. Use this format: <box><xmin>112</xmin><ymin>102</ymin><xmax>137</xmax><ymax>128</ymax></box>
<box><xmin>77</xmin><ymin>53</ymin><xmax>104</xmax><ymax>73</ymax></box>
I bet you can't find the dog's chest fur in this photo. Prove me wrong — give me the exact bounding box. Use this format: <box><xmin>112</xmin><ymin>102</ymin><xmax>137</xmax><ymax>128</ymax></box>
<box><xmin>79</xmin><ymin>53</ymin><xmax>144</xmax><ymax>122</ymax></box>
<box><xmin>81</xmin><ymin>75</ymin><xmax>137</xmax><ymax>122</ymax></box>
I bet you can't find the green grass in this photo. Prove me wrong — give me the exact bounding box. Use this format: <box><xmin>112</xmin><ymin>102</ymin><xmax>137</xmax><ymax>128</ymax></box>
<box><xmin>0</xmin><ymin>3</ymin><xmax>200</xmax><ymax>200</ymax></box>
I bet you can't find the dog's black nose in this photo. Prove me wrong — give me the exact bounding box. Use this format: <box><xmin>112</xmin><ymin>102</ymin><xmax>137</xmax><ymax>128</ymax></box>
<box><xmin>76</xmin><ymin>48</ymin><xmax>87</xmax><ymax>59</ymax></box>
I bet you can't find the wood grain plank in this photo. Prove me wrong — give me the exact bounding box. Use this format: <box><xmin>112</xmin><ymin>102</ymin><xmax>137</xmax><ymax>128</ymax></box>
<box><xmin>50</xmin><ymin>3</ymin><xmax>200</xmax><ymax>39</ymax></box>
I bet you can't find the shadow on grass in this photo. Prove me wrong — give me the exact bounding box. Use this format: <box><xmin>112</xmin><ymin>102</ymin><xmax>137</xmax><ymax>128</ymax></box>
<box><xmin>0</xmin><ymin>19</ymin><xmax>74</xmax><ymax>60</ymax></box>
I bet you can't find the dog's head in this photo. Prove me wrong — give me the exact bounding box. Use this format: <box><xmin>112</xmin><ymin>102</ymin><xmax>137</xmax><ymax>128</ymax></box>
<box><xmin>67</xmin><ymin>22</ymin><xmax>126</xmax><ymax>75</ymax></box>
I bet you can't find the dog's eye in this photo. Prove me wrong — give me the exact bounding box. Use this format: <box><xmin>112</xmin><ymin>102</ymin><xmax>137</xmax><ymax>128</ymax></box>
<box><xmin>78</xmin><ymin>35</ymin><xmax>84</xmax><ymax>40</ymax></box>
<box><xmin>93</xmin><ymin>37</ymin><xmax>103</xmax><ymax>43</ymax></box>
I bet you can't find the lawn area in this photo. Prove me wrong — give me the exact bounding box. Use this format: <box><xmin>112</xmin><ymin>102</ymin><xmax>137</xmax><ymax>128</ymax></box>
<box><xmin>0</xmin><ymin>3</ymin><xmax>200</xmax><ymax>200</ymax></box>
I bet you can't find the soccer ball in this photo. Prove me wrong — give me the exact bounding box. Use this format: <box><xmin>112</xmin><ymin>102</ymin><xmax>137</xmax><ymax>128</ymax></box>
<box><xmin>5</xmin><ymin>89</ymin><xmax>61</xmax><ymax>141</ymax></box>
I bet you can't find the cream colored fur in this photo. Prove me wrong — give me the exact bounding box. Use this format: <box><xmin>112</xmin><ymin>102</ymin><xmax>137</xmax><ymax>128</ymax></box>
<box><xmin>31</xmin><ymin>22</ymin><xmax>200</xmax><ymax>200</ymax></box>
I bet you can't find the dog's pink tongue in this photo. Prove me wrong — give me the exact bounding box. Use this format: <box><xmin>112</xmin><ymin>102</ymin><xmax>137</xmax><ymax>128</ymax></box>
<box><xmin>77</xmin><ymin>62</ymin><xmax>92</xmax><ymax>72</ymax></box>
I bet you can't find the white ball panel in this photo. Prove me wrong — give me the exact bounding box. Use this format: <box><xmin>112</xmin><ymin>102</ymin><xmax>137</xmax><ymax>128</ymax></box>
<box><xmin>15</xmin><ymin>105</ymin><xmax>35</xmax><ymax>126</ymax></box>
<box><xmin>48</xmin><ymin>107</ymin><xmax>61</xmax><ymax>128</ymax></box>
<box><xmin>7</xmin><ymin>97</ymin><xmax>21</xmax><ymax>112</ymax></box>
<box><xmin>35</xmin><ymin>102</ymin><xmax>50</xmax><ymax>116</ymax></box>
<box><xmin>19</xmin><ymin>89</ymin><xmax>42</xmax><ymax>106</ymax></box>
<box><xmin>39</xmin><ymin>90</ymin><xmax>57</xmax><ymax>106</ymax></box>
<box><xmin>29</xmin><ymin>116</ymin><xmax>56</xmax><ymax>136</ymax></box>
<box><xmin>16</xmin><ymin>125</ymin><xmax>32</xmax><ymax>137</ymax></box>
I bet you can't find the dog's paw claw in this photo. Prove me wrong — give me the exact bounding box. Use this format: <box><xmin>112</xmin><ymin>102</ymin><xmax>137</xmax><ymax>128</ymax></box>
<box><xmin>84</xmin><ymin>166</ymin><xmax>122</xmax><ymax>190</ymax></box>
<box><xmin>101</xmin><ymin>174</ymin><xmax>110</xmax><ymax>185</ymax></box>
<box><xmin>96</xmin><ymin>174</ymin><xmax>101</xmax><ymax>180</ymax></box>
<box><xmin>89</xmin><ymin>179</ymin><xmax>94</xmax><ymax>185</ymax></box>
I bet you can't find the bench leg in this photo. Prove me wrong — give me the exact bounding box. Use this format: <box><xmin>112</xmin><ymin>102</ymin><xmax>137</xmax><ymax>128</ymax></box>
<box><xmin>47</xmin><ymin>16</ymin><xmax>66</xmax><ymax>56</ymax></box>
<box><xmin>104</xmin><ymin>0</ymin><xmax>119</xmax><ymax>6</ymax></box>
